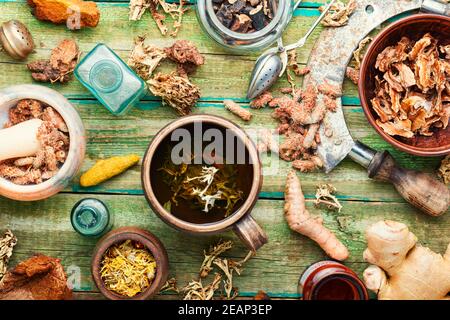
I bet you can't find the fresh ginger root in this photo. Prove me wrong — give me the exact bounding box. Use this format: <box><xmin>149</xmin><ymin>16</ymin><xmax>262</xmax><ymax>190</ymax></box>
<box><xmin>284</xmin><ymin>171</ymin><xmax>349</xmax><ymax>261</ymax></box>
<box><xmin>363</xmin><ymin>220</ymin><xmax>450</xmax><ymax>300</ymax></box>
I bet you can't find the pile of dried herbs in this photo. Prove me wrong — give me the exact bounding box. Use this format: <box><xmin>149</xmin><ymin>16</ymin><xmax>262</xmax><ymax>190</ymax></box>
<box><xmin>0</xmin><ymin>230</ymin><xmax>17</xmax><ymax>282</ymax></box>
<box><xmin>100</xmin><ymin>240</ymin><xmax>157</xmax><ymax>298</ymax></box>
<box><xmin>159</xmin><ymin>159</ymin><xmax>243</xmax><ymax>217</ymax></box>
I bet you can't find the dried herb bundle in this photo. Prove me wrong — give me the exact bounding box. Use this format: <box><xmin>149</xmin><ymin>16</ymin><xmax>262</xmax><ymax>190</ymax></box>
<box><xmin>180</xmin><ymin>240</ymin><xmax>253</xmax><ymax>300</ymax></box>
<box><xmin>314</xmin><ymin>184</ymin><xmax>342</xmax><ymax>212</ymax></box>
<box><xmin>0</xmin><ymin>99</ymin><xmax>70</xmax><ymax>185</ymax></box>
<box><xmin>128</xmin><ymin>36</ymin><xmax>167</xmax><ymax>81</ymax></box>
<box><xmin>101</xmin><ymin>240</ymin><xmax>157</xmax><ymax>298</ymax></box>
<box><xmin>27</xmin><ymin>39</ymin><xmax>80</xmax><ymax>83</ymax></box>
<box><xmin>129</xmin><ymin>0</ymin><xmax>188</xmax><ymax>37</ymax></box>
<box><xmin>0</xmin><ymin>230</ymin><xmax>17</xmax><ymax>281</ymax></box>
<box><xmin>148</xmin><ymin>72</ymin><xmax>201</xmax><ymax>116</ymax></box>
<box><xmin>159</xmin><ymin>159</ymin><xmax>243</xmax><ymax>217</ymax></box>
<box><xmin>371</xmin><ymin>33</ymin><xmax>450</xmax><ymax>138</ymax></box>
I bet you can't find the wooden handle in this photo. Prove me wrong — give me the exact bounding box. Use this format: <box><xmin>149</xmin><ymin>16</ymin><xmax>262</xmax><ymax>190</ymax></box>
<box><xmin>233</xmin><ymin>214</ymin><xmax>268</xmax><ymax>252</ymax></box>
<box><xmin>368</xmin><ymin>151</ymin><xmax>450</xmax><ymax>217</ymax></box>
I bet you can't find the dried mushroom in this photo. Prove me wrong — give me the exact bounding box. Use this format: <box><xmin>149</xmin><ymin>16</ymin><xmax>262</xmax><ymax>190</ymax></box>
<box><xmin>213</xmin><ymin>0</ymin><xmax>274</xmax><ymax>33</ymax></box>
<box><xmin>371</xmin><ymin>33</ymin><xmax>450</xmax><ymax>138</ymax></box>
<box><xmin>0</xmin><ymin>99</ymin><xmax>70</xmax><ymax>185</ymax></box>
<box><xmin>27</xmin><ymin>39</ymin><xmax>80</xmax><ymax>83</ymax></box>
<box><xmin>320</xmin><ymin>0</ymin><xmax>356</xmax><ymax>27</ymax></box>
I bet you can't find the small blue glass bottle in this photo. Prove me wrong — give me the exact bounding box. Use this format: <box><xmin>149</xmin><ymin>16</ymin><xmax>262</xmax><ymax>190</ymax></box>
<box><xmin>75</xmin><ymin>44</ymin><xmax>146</xmax><ymax>116</ymax></box>
<box><xmin>70</xmin><ymin>198</ymin><xmax>113</xmax><ymax>237</ymax></box>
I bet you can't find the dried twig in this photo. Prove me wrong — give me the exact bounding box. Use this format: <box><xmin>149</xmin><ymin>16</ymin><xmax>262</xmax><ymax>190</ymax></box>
<box><xmin>199</xmin><ymin>240</ymin><xmax>233</xmax><ymax>278</ymax></box>
<box><xmin>314</xmin><ymin>184</ymin><xmax>343</xmax><ymax>212</ymax></box>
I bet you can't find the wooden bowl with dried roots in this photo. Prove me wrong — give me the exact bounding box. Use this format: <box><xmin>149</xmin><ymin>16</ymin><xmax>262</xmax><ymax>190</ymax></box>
<box><xmin>91</xmin><ymin>227</ymin><xmax>169</xmax><ymax>300</ymax></box>
<box><xmin>359</xmin><ymin>14</ymin><xmax>450</xmax><ymax>157</ymax></box>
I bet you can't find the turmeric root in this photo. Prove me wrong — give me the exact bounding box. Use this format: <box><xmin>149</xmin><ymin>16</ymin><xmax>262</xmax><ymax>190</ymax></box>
<box><xmin>284</xmin><ymin>171</ymin><xmax>349</xmax><ymax>261</ymax></box>
<box><xmin>363</xmin><ymin>220</ymin><xmax>450</xmax><ymax>300</ymax></box>
<box><xmin>80</xmin><ymin>154</ymin><xmax>140</xmax><ymax>187</ymax></box>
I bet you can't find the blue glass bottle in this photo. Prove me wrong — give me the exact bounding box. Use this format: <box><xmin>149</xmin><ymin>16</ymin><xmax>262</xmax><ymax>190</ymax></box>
<box><xmin>70</xmin><ymin>198</ymin><xmax>113</xmax><ymax>237</ymax></box>
<box><xmin>75</xmin><ymin>44</ymin><xmax>146</xmax><ymax>116</ymax></box>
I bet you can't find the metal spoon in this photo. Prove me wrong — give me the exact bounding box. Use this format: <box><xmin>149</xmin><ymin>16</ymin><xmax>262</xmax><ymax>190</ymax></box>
<box><xmin>247</xmin><ymin>0</ymin><xmax>337</xmax><ymax>99</ymax></box>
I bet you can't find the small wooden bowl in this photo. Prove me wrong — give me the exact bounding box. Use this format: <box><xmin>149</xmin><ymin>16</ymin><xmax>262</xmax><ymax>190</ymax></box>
<box><xmin>359</xmin><ymin>14</ymin><xmax>450</xmax><ymax>157</ymax></box>
<box><xmin>91</xmin><ymin>227</ymin><xmax>169</xmax><ymax>300</ymax></box>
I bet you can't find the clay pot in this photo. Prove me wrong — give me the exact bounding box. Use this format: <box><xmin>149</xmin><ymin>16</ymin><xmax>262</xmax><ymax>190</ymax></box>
<box><xmin>359</xmin><ymin>14</ymin><xmax>450</xmax><ymax>157</ymax></box>
<box><xmin>0</xmin><ymin>84</ymin><xmax>86</xmax><ymax>200</ymax></box>
<box><xmin>141</xmin><ymin>114</ymin><xmax>268</xmax><ymax>251</ymax></box>
<box><xmin>91</xmin><ymin>227</ymin><xmax>169</xmax><ymax>300</ymax></box>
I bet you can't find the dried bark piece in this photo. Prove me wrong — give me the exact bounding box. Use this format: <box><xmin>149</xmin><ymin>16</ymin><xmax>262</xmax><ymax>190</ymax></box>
<box><xmin>148</xmin><ymin>72</ymin><xmax>200</xmax><ymax>116</ymax></box>
<box><xmin>128</xmin><ymin>36</ymin><xmax>167</xmax><ymax>81</ymax></box>
<box><xmin>250</xmin><ymin>91</ymin><xmax>273</xmax><ymax>109</ymax></box>
<box><xmin>0</xmin><ymin>230</ymin><xmax>17</xmax><ymax>282</ymax></box>
<box><xmin>27</xmin><ymin>0</ymin><xmax>100</xmax><ymax>30</ymax></box>
<box><xmin>224</xmin><ymin>100</ymin><xmax>252</xmax><ymax>121</ymax></box>
<box><xmin>287</xmin><ymin>50</ymin><xmax>311</xmax><ymax>76</ymax></box>
<box><xmin>0</xmin><ymin>254</ymin><xmax>72</xmax><ymax>300</ymax></box>
<box><xmin>164</xmin><ymin>40</ymin><xmax>205</xmax><ymax>77</ymax></box>
<box><xmin>27</xmin><ymin>39</ymin><xmax>80</xmax><ymax>83</ymax></box>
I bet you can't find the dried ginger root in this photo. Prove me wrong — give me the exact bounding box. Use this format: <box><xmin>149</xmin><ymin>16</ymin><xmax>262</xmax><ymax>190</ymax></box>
<box><xmin>128</xmin><ymin>36</ymin><xmax>167</xmax><ymax>81</ymax></box>
<box><xmin>363</xmin><ymin>220</ymin><xmax>450</xmax><ymax>300</ymax></box>
<box><xmin>27</xmin><ymin>39</ymin><xmax>80</xmax><ymax>83</ymax></box>
<box><xmin>148</xmin><ymin>72</ymin><xmax>200</xmax><ymax>116</ymax></box>
<box><xmin>224</xmin><ymin>100</ymin><xmax>252</xmax><ymax>122</ymax></box>
<box><xmin>27</xmin><ymin>0</ymin><xmax>100</xmax><ymax>30</ymax></box>
<box><xmin>284</xmin><ymin>171</ymin><xmax>349</xmax><ymax>261</ymax></box>
<box><xmin>80</xmin><ymin>154</ymin><xmax>140</xmax><ymax>187</ymax></box>
<box><xmin>320</xmin><ymin>0</ymin><xmax>356</xmax><ymax>27</ymax></box>
<box><xmin>438</xmin><ymin>155</ymin><xmax>450</xmax><ymax>184</ymax></box>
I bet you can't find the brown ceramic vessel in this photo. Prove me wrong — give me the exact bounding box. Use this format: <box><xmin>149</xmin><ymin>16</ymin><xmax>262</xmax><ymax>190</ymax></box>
<box><xmin>359</xmin><ymin>14</ymin><xmax>450</xmax><ymax>157</ymax></box>
<box><xmin>141</xmin><ymin>114</ymin><xmax>268</xmax><ymax>251</ymax></box>
<box><xmin>91</xmin><ymin>227</ymin><xmax>169</xmax><ymax>300</ymax></box>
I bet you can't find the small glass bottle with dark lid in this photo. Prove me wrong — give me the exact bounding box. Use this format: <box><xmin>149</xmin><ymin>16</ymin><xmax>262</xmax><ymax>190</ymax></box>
<box><xmin>71</xmin><ymin>198</ymin><xmax>113</xmax><ymax>237</ymax></box>
<box><xmin>299</xmin><ymin>260</ymin><xmax>369</xmax><ymax>300</ymax></box>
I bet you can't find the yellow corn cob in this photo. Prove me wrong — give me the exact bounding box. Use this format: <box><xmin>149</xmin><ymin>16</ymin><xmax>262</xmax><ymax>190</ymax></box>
<box><xmin>80</xmin><ymin>154</ymin><xmax>140</xmax><ymax>187</ymax></box>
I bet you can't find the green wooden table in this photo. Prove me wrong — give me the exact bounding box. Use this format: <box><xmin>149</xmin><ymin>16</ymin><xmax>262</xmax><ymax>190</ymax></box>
<box><xmin>1</xmin><ymin>0</ymin><xmax>449</xmax><ymax>300</ymax></box>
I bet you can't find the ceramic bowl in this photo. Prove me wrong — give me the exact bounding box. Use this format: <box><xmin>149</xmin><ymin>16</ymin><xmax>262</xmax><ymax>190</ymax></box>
<box><xmin>91</xmin><ymin>227</ymin><xmax>169</xmax><ymax>300</ymax></box>
<box><xmin>359</xmin><ymin>14</ymin><xmax>450</xmax><ymax>157</ymax></box>
<box><xmin>0</xmin><ymin>84</ymin><xmax>86</xmax><ymax>201</ymax></box>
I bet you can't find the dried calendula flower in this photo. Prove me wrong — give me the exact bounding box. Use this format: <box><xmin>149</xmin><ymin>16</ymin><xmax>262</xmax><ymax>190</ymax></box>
<box><xmin>0</xmin><ymin>230</ymin><xmax>17</xmax><ymax>281</ymax></box>
<box><xmin>148</xmin><ymin>72</ymin><xmax>200</xmax><ymax>116</ymax></box>
<box><xmin>438</xmin><ymin>155</ymin><xmax>450</xmax><ymax>184</ymax></box>
<box><xmin>80</xmin><ymin>154</ymin><xmax>140</xmax><ymax>187</ymax></box>
<box><xmin>101</xmin><ymin>240</ymin><xmax>157</xmax><ymax>298</ymax></box>
<box><xmin>314</xmin><ymin>183</ymin><xmax>343</xmax><ymax>212</ymax></box>
<box><xmin>320</xmin><ymin>0</ymin><xmax>356</xmax><ymax>27</ymax></box>
<box><xmin>128</xmin><ymin>35</ymin><xmax>167</xmax><ymax>81</ymax></box>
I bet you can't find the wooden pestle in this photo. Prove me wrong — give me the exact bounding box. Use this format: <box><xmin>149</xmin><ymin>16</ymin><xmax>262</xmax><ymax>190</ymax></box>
<box><xmin>0</xmin><ymin>119</ymin><xmax>43</xmax><ymax>162</ymax></box>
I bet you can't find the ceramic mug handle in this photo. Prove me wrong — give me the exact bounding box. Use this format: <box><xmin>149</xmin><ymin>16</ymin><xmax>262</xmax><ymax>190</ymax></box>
<box><xmin>233</xmin><ymin>214</ymin><xmax>268</xmax><ymax>252</ymax></box>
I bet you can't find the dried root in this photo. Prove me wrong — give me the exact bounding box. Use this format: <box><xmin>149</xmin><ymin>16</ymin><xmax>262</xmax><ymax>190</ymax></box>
<box><xmin>160</xmin><ymin>277</ymin><xmax>179</xmax><ymax>293</ymax></box>
<box><xmin>164</xmin><ymin>40</ymin><xmax>205</xmax><ymax>77</ymax></box>
<box><xmin>148</xmin><ymin>72</ymin><xmax>201</xmax><ymax>116</ymax></box>
<box><xmin>224</xmin><ymin>100</ymin><xmax>252</xmax><ymax>121</ymax></box>
<box><xmin>27</xmin><ymin>39</ymin><xmax>80</xmax><ymax>84</ymax></box>
<box><xmin>314</xmin><ymin>184</ymin><xmax>342</xmax><ymax>212</ymax></box>
<box><xmin>284</xmin><ymin>171</ymin><xmax>349</xmax><ymax>261</ymax></box>
<box><xmin>128</xmin><ymin>35</ymin><xmax>167</xmax><ymax>81</ymax></box>
<box><xmin>199</xmin><ymin>240</ymin><xmax>233</xmax><ymax>278</ymax></box>
<box><xmin>320</xmin><ymin>0</ymin><xmax>357</xmax><ymax>27</ymax></box>
<box><xmin>0</xmin><ymin>100</ymin><xmax>69</xmax><ymax>185</ymax></box>
<box><xmin>439</xmin><ymin>154</ymin><xmax>450</xmax><ymax>184</ymax></box>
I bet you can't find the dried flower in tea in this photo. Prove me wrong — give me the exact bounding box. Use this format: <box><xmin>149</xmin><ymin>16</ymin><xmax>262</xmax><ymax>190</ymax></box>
<box><xmin>159</xmin><ymin>158</ymin><xmax>244</xmax><ymax>217</ymax></box>
<box><xmin>100</xmin><ymin>240</ymin><xmax>157</xmax><ymax>298</ymax></box>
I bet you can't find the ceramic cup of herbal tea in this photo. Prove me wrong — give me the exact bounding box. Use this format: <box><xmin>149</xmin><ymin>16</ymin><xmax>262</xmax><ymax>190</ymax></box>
<box><xmin>142</xmin><ymin>114</ymin><xmax>268</xmax><ymax>251</ymax></box>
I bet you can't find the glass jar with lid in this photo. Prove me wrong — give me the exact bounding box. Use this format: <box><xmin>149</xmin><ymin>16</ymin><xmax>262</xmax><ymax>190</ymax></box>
<box><xmin>196</xmin><ymin>0</ymin><xmax>299</xmax><ymax>53</ymax></box>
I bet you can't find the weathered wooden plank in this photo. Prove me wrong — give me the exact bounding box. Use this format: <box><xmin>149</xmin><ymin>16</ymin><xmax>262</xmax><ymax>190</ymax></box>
<box><xmin>2</xmin><ymin>192</ymin><xmax>449</xmax><ymax>298</ymax></box>
<box><xmin>59</xmin><ymin>99</ymin><xmax>443</xmax><ymax>204</ymax></box>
